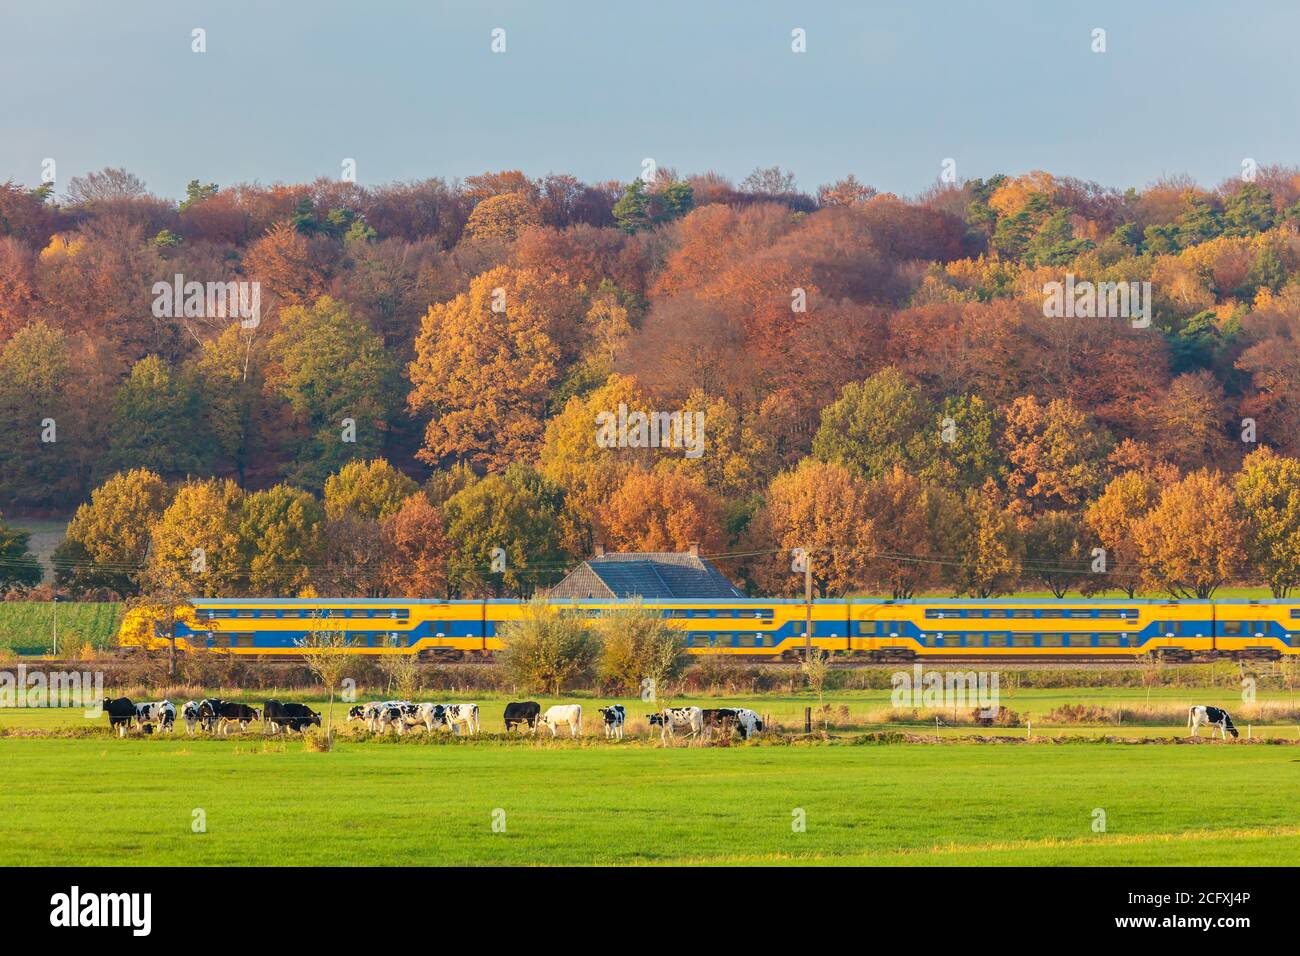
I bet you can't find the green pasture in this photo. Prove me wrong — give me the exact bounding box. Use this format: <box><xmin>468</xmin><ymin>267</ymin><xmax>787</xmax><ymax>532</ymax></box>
<box><xmin>0</xmin><ymin>735</ymin><xmax>1296</xmax><ymax>866</ymax></box>
<box><xmin>0</xmin><ymin>602</ymin><xmax>123</xmax><ymax>654</ymax></box>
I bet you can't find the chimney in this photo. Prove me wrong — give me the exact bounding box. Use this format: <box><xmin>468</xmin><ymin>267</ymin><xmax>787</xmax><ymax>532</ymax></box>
<box><xmin>593</xmin><ymin>542</ymin><xmax>605</xmax><ymax>557</ymax></box>
<box><xmin>688</xmin><ymin>542</ymin><xmax>699</xmax><ymax>557</ymax></box>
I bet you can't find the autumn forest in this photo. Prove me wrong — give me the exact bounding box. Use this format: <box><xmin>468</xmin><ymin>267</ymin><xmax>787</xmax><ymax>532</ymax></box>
<box><xmin>2</xmin><ymin>163</ymin><xmax>1300</xmax><ymax>601</ymax></box>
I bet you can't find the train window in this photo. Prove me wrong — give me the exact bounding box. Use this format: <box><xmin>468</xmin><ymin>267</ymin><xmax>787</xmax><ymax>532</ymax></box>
<box><xmin>941</xmin><ymin>634</ymin><xmax>963</xmax><ymax>647</ymax></box>
<box><xmin>669</xmin><ymin>609</ymin><xmax>690</xmax><ymax>619</ymax></box>
<box><xmin>1095</xmin><ymin>634</ymin><xmax>1122</xmax><ymax>647</ymax></box>
<box><xmin>1039</xmin><ymin>633</ymin><xmax>1066</xmax><ymax>647</ymax></box>
<box><xmin>737</xmin><ymin>633</ymin><xmax>757</xmax><ymax>647</ymax></box>
<box><xmin>988</xmin><ymin>633</ymin><xmax>1010</xmax><ymax>646</ymax></box>
<box><xmin>1221</xmin><ymin>621</ymin><xmax>1245</xmax><ymax>636</ymax></box>
<box><xmin>1011</xmin><ymin>633</ymin><xmax>1036</xmax><ymax>647</ymax></box>
<box><xmin>1012</xmin><ymin>609</ymin><xmax>1034</xmax><ymax>619</ymax></box>
<box><xmin>1039</xmin><ymin>610</ymin><xmax>1063</xmax><ymax>619</ymax></box>
<box><xmin>1066</xmin><ymin>609</ymin><xmax>1093</xmax><ymax>619</ymax></box>
<box><xmin>925</xmin><ymin>609</ymin><xmax>957</xmax><ymax>619</ymax></box>
<box><xmin>236</xmin><ymin>609</ymin><xmax>257</xmax><ymax>618</ymax></box>
<box><xmin>985</xmin><ymin>609</ymin><xmax>1011</xmax><ymax>619</ymax></box>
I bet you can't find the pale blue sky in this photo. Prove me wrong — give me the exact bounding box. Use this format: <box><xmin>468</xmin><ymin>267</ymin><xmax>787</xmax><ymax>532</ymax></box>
<box><xmin>3</xmin><ymin>0</ymin><xmax>1298</xmax><ymax>199</ymax></box>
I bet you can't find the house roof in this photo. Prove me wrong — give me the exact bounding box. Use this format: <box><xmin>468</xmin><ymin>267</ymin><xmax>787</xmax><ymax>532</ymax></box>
<box><xmin>546</xmin><ymin>551</ymin><xmax>746</xmax><ymax>600</ymax></box>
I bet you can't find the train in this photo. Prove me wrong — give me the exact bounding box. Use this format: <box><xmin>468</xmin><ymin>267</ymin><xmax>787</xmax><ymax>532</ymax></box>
<box><xmin>119</xmin><ymin>596</ymin><xmax>1300</xmax><ymax>662</ymax></box>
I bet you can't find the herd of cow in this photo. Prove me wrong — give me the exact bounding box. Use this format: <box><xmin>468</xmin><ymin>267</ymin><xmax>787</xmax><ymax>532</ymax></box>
<box><xmin>98</xmin><ymin>697</ymin><xmax>767</xmax><ymax>742</ymax></box>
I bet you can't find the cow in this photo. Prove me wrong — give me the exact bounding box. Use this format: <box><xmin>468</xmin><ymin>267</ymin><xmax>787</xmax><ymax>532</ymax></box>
<box><xmin>101</xmin><ymin>697</ymin><xmax>135</xmax><ymax>737</ymax></box>
<box><xmin>598</xmin><ymin>705</ymin><xmax>626</xmax><ymax>740</ymax></box>
<box><xmin>434</xmin><ymin>703</ymin><xmax>480</xmax><ymax>736</ymax></box>
<box><xmin>646</xmin><ymin>713</ymin><xmax>665</xmax><ymax>735</ymax></box>
<box><xmin>348</xmin><ymin>701</ymin><xmax>404</xmax><ymax>733</ymax></box>
<box><xmin>199</xmin><ymin>699</ymin><xmax>260</xmax><ymax>735</ymax></box>
<box><xmin>503</xmin><ymin>701</ymin><xmax>541</xmax><ymax>734</ymax></box>
<box><xmin>1189</xmin><ymin>705</ymin><xmax>1239</xmax><ymax>739</ymax></box>
<box><xmin>181</xmin><ymin>701</ymin><xmax>201</xmax><ymax>734</ymax></box>
<box><xmin>657</xmin><ymin>706</ymin><xmax>704</xmax><ymax>742</ymax></box>
<box><xmin>539</xmin><ymin>704</ymin><xmax>583</xmax><ymax>738</ymax></box>
<box><xmin>134</xmin><ymin>700</ymin><xmax>176</xmax><ymax>733</ymax></box>
<box><xmin>264</xmin><ymin>700</ymin><xmax>322</xmax><ymax>734</ymax></box>
<box><xmin>702</xmin><ymin>707</ymin><xmax>763</xmax><ymax>740</ymax></box>
<box><xmin>376</xmin><ymin>702</ymin><xmax>443</xmax><ymax>735</ymax></box>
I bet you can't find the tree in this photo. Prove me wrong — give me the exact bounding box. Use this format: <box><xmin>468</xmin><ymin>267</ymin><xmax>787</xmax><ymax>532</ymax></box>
<box><xmin>297</xmin><ymin>616</ymin><xmax>353</xmax><ymax>749</ymax></box>
<box><xmin>1004</xmin><ymin>394</ymin><xmax>1112</xmax><ymax>513</ymax></box>
<box><xmin>408</xmin><ymin>267</ymin><xmax>572</xmax><ymax>470</ymax></box>
<box><xmin>380</xmin><ymin>494</ymin><xmax>449</xmax><ymax>598</ymax></box>
<box><xmin>243</xmin><ymin>222</ymin><xmax>333</xmax><ymax>307</ymax></box>
<box><xmin>1084</xmin><ymin>470</ymin><xmax>1160</xmax><ymax>598</ymax></box>
<box><xmin>322</xmin><ymin>458</ymin><xmax>418</xmax><ymax>521</ymax></box>
<box><xmin>598</xmin><ymin>469</ymin><xmax>726</xmax><ymax>554</ymax></box>
<box><xmin>465</xmin><ymin>191</ymin><xmax>541</xmax><ymax>241</ymax></box>
<box><xmin>1022</xmin><ymin>511</ymin><xmax>1091</xmax><ymax>598</ymax></box>
<box><xmin>1150</xmin><ymin>371</ymin><xmax>1230</xmax><ymax>470</ymax></box>
<box><xmin>0</xmin><ymin>321</ymin><xmax>83</xmax><ymax>509</ymax></box>
<box><xmin>817</xmin><ymin>175</ymin><xmax>876</xmax><ymax>207</ymax></box>
<box><xmin>595</xmin><ymin>602</ymin><xmax>687</xmax><ymax>696</ymax></box>
<box><xmin>65</xmin><ymin>167</ymin><xmax>148</xmax><ymax>205</ymax></box>
<box><xmin>1134</xmin><ymin>469</ymin><xmax>1246</xmax><ymax>599</ymax></box>
<box><xmin>238</xmin><ymin>484</ymin><xmax>325</xmax><ymax>596</ymax></box>
<box><xmin>57</xmin><ymin>468</ymin><xmax>171</xmax><ymax>596</ymax></box>
<box><xmin>497</xmin><ymin>598</ymin><xmax>602</xmax><ymax>695</ymax></box>
<box><xmin>145</xmin><ymin>478</ymin><xmax>245</xmax><ymax>596</ymax></box>
<box><xmin>748</xmin><ymin>459</ymin><xmax>873</xmax><ymax>597</ymax></box>
<box><xmin>1234</xmin><ymin>448</ymin><xmax>1300</xmax><ymax>597</ymax></box>
<box><xmin>859</xmin><ymin>468</ymin><xmax>954</xmax><ymax>598</ymax></box>
<box><xmin>953</xmin><ymin>481</ymin><xmax>1024</xmax><ymax>598</ymax></box>
<box><xmin>101</xmin><ymin>355</ymin><xmax>209</xmax><ymax>480</ymax></box>
<box><xmin>0</xmin><ymin>514</ymin><xmax>41</xmax><ymax>592</ymax></box>
<box><xmin>265</xmin><ymin>296</ymin><xmax>400</xmax><ymax>488</ymax></box>
<box><xmin>741</xmin><ymin>166</ymin><xmax>799</xmax><ymax>196</ymax></box>
<box><xmin>441</xmin><ymin>464</ymin><xmax>567</xmax><ymax>596</ymax></box>
<box><xmin>612</xmin><ymin>179</ymin><xmax>693</xmax><ymax>233</ymax></box>
<box><xmin>124</xmin><ymin>588</ymin><xmax>194</xmax><ymax>679</ymax></box>
<box><xmin>811</xmin><ymin>369</ymin><xmax>933</xmax><ymax>480</ymax></box>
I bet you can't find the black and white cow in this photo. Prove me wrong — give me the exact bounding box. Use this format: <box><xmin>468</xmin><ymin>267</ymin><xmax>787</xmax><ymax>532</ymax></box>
<box><xmin>435</xmin><ymin>703</ymin><xmax>480</xmax><ymax>735</ymax></box>
<box><xmin>348</xmin><ymin>701</ymin><xmax>403</xmax><ymax>732</ymax></box>
<box><xmin>702</xmin><ymin>707</ymin><xmax>764</xmax><ymax>740</ymax></box>
<box><xmin>1189</xmin><ymin>705</ymin><xmax>1239</xmax><ymax>739</ymax></box>
<box><xmin>598</xmin><ymin>705</ymin><xmax>626</xmax><ymax>740</ymax></box>
<box><xmin>377</xmin><ymin>702</ymin><xmax>442</xmax><ymax>735</ymax></box>
<box><xmin>503</xmin><ymin>701</ymin><xmax>542</xmax><ymax>734</ymax></box>
<box><xmin>101</xmin><ymin>697</ymin><xmax>135</xmax><ymax>737</ymax></box>
<box><xmin>657</xmin><ymin>706</ymin><xmax>703</xmax><ymax>742</ymax></box>
<box><xmin>135</xmin><ymin>700</ymin><xmax>176</xmax><ymax>733</ymax></box>
<box><xmin>181</xmin><ymin>700</ymin><xmax>201</xmax><ymax>734</ymax></box>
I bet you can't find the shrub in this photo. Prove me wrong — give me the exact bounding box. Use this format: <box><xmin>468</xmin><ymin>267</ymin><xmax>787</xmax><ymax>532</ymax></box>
<box><xmin>497</xmin><ymin>597</ymin><xmax>602</xmax><ymax>694</ymax></box>
<box><xmin>595</xmin><ymin>601</ymin><xmax>687</xmax><ymax>695</ymax></box>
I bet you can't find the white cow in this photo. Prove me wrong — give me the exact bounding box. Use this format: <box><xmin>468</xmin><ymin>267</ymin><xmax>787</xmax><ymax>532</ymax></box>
<box><xmin>539</xmin><ymin>704</ymin><xmax>583</xmax><ymax>737</ymax></box>
<box><xmin>135</xmin><ymin>700</ymin><xmax>176</xmax><ymax>733</ymax></box>
<box><xmin>658</xmin><ymin>706</ymin><xmax>704</xmax><ymax>742</ymax></box>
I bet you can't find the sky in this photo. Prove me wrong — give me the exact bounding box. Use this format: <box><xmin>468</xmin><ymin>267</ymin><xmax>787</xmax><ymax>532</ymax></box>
<box><xmin>3</xmin><ymin>0</ymin><xmax>1299</xmax><ymax>200</ymax></box>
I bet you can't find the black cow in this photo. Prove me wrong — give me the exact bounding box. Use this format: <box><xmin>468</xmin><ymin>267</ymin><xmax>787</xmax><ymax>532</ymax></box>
<box><xmin>264</xmin><ymin>700</ymin><xmax>322</xmax><ymax>734</ymax></box>
<box><xmin>503</xmin><ymin>701</ymin><xmax>541</xmax><ymax>733</ymax></box>
<box><xmin>102</xmin><ymin>697</ymin><xmax>135</xmax><ymax>737</ymax></box>
<box><xmin>199</xmin><ymin>698</ymin><xmax>260</xmax><ymax>735</ymax></box>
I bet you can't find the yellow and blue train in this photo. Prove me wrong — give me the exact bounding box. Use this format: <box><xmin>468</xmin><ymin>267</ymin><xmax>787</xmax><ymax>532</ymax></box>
<box><xmin>123</xmin><ymin>597</ymin><xmax>1300</xmax><ymax>661</ymax></box>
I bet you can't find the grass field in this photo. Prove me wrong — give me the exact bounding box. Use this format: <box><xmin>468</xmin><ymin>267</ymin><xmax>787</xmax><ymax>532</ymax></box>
<box><xmin>0</xmin><ymin>603</ymin><xmax>123</xmax><ymax>654</ymax></box>
<box><xmin>1</xmin><ymin>735</ymin><xmax>1297</xmax><ymax>866</ymax></box>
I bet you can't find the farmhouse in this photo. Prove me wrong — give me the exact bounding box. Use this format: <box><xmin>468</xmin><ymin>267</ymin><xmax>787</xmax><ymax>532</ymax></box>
<box><xmin>545</xmin><ymin>545</ymin><xmax>746</xmax><ymax>600</ymax></box>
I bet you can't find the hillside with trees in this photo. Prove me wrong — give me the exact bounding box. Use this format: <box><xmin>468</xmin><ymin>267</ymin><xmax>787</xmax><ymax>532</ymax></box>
<box><xmin>3</xmin><ymin>163</ymin><xmax>1300</xmax><ymax>599</ymax></box>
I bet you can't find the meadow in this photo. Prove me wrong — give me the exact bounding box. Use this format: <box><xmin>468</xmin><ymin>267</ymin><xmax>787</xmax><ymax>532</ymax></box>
<box><xmin>1</xmin><ymin>733</ymin><xmax>1297</xmax><ymax>866</ymax></box>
